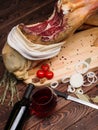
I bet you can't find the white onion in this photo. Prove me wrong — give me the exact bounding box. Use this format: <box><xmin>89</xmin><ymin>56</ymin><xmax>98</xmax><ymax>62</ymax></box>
<box><xmin>70</xmin><ymin>73</ymin><xmax>84</xmax><ymax>88</ymax></box>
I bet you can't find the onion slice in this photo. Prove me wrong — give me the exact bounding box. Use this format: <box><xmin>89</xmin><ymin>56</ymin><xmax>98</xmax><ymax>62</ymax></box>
<box><xmin>70</xmin><ymin>73</ymin><xmax>84</xmax><ymax>88</ymax></box>
<box><xmin>50</xmin><ymin>81</ymin><xmax>59</xmax><ymax>88</ymax></box>
<box><xmin>67</xmin><ymin>85</ymin><xmax>75</xmax><ymax>93</ymax></box>
<box><xmin>87</xmin><ymin>71</ymin><xmax>96</xmax><ymax>78</ymax></box>
<box><xmin>75</xmin><ymin>61</ymin><xmax>89</xmax><ymax>74</ymax></box>
<box><xmin>61</xmin><ymin>75</ymin><xmax>70</xmax><ymax>83</ymax></box>
<box><xmin>76</xmin><ymin>88</ymin><xmax>84</xmax><ymax>95</ymax></box>
<box><xmin>83</xmin><ymin>71</ymin><xmax>98</xmax><ymax>86</ymax></box>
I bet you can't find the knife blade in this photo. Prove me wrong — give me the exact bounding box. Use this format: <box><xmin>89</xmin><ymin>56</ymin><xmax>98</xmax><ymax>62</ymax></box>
<box><xmin>54</xmin><ymin>89</ymin><xmax>98</xmax><ymax>110</ymax></box>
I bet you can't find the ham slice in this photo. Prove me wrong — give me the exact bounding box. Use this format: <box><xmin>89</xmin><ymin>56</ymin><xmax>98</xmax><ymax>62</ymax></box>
<box><xmin>23</xmin><ymin>21</ymin><xmax>48</xmax><ymax>34</ymax></box>
<box><xmin>22</xmin><ymin>7</ymin><xmax>64</xmax><ymax>42</ymax></box>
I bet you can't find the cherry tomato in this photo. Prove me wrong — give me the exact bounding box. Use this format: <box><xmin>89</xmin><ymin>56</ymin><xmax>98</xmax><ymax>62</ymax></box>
<box><xmin>45</xmin><ymin>71</ymin><xmax>54</xmax><ymax>79</ymax></box>
<box><xmin>36</xmin><ymin>70</ymin><xmax>45</xmax><ymax>78</ymax></box>
<box><xmin>41</xmin><ymin>63</ymin><xmax>50</xmax><ymax>71</ymax></box>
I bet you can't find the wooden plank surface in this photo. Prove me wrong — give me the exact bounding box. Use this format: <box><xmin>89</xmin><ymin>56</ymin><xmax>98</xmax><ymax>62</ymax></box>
<box><xmin>0</xmin><ymin>1</ymin><xmax>98</xmax><ymax>130</ymax></box>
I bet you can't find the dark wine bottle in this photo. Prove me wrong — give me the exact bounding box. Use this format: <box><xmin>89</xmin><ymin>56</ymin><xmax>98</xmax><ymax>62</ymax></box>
<box><xmin>4</xmin><ymin>83</ymin><xmax>35</xmax><ymax>130</ymax></box>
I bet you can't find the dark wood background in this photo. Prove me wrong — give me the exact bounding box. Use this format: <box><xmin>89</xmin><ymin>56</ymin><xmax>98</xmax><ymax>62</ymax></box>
<box><xmin>0</xmin><ymin>0</ymin><xmax>98</xmax><ymax>130</ymax></box>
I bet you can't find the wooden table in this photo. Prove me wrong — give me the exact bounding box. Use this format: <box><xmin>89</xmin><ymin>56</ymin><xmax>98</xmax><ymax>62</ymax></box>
<box><xmin>0</xmin><ymin>0</ymin><xmax>98</xmax><ymax>130</ymax></box>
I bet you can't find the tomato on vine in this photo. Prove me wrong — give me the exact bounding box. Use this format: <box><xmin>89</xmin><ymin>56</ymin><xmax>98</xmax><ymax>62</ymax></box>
<box><xmin>45</xmin><ymin>71</ymin><xmax>54</xmax><ymax>79</ymax></box>
<box><xmin>41</xmin><ymin>64</ymin><xmax>49</xmax><ymax>71</ymax></box>
<box><xmin>36</xmin><ymin>63</ymin><xmax>54</xmax><ymax>80</ymax></box>
<box><xmin>36</xmin><ymin>70</ymin><xmax>45</xmax><ymax>78</ymax></box>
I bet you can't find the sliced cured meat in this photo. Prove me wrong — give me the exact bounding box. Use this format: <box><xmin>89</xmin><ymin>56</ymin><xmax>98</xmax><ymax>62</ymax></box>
<box><xmin>48</xmin><ymin>10</ymin><xmax>63</xmax><ymax>27</ymax></box>
<box><xmin>23</xmin><ymin>21</ymin><xmax>48</xmax><ymax>34</ymax></box>
<box><xmin>40</xmin><ymin>26</ymin><xmax>63</xmax><ymax>36</ymax></box>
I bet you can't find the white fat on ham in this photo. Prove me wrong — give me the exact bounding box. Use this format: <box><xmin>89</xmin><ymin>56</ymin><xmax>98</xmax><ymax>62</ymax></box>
<box><xmin>62</xmin><ymin>4</ymin><xmax>70</xmax><ymax>14</ymax></box>
<box><xmin>57</xmin><ymin>0</ymin><xmax>70</xmax><ymax>14</ymax></box>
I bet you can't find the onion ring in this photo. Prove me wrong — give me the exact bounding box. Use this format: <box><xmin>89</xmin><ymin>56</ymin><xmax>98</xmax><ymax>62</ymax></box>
<box><xmin>87</xmin><ymin>77</ymin><xmax>95</xmax><ymax>84</ymax></box>
<box><xmin>87</xmin><ymin>71</ymin><xmax>95</xmax><ymax>78</ymax></box>
<box><xmin>83</xmin><ymin>72</ymin><xmax>98</xmax><ymax>86</ymax></box>
<box><xmin>75</xmin><ymin>61</ymin><xmax>89</xmax><ymax>74</ymax></box>
<box><xmin>93</xmin><ymin>75</ymin><xmax>98</xmax><ymax>83</ymax></box>
<box><xmin>67</xmin><ymin>85</ymin><xmax>75</xmax><ymax>93</ymax></box>
<box><xmin>88</xmin><ymin>75</ymin><xmax>98</xmax><ymax>84</ymax></box>
<box><xmin>50</xmin><ymin>81</ymin><xmax>59</xmax><ymax>88</ymax></box>
<box><xmin>83</xmin><ymin>80</ymin><xmax>93</xmax><ymax>86</ymax></box>
<box><xmin>76</xmin><ymin>88</ymin><xmax>84</xmax><ymax>94</ymax></box>
<box><xmin>61</xmin><ymin>75</ymin><xmax>69</xmax><ymax>83</ymax></box>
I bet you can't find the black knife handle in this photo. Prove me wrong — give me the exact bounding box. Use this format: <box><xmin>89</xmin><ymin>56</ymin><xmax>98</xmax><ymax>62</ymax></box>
<box><xmin>54</xmin><ymin>89</ymin><xmax>68</xmax><ymax>99</ymax></box>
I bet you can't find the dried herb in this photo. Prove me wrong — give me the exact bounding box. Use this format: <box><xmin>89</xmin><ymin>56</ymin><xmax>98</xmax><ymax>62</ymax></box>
<box><xmin>75</xmin><ymin>92</ymin><xmax>90</xmax><ymax>102</ymax></box>
<box><xmin>84</xmin><ymin>58</ymin><xmax>91</xmax><ymax>66</ymax></box>
<box><xmin>0</xmin><ymin>70</ymin><xmax>20</xmax><ymax>106</ymax></box>
<box><xmin>82</xmin><ymin>58</ymin><xmax>91</xmax><ymax>69</ymax></box>
<box><xmin>91</xmin><ymin>96</ymin><xmax>98</xmax><ymax>103</ymax></box>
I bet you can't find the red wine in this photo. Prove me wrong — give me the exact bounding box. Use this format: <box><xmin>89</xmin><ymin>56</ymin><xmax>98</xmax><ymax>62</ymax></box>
<box><xmin>4</xmin><ymin>84</ymin><xmax>35</xmax><ymax>130</ymax></box>
<box><xmin>30</xmin><ymin>87</ymin><xmax>57</xmax><ymax>117</ymax></box>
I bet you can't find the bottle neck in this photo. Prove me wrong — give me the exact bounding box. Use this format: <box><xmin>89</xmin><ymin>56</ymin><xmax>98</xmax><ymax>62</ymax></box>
<box><xmin>23</xmin><ymin>84</ymin><xmax>35</xmax><ymax>99</ymax></box>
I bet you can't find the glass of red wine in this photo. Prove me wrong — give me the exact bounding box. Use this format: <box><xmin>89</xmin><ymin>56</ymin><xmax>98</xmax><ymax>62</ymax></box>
<box><xmin>30</xmin><ymin>87</ymin><xmax>57</xmax><ymax>117</ymax></box>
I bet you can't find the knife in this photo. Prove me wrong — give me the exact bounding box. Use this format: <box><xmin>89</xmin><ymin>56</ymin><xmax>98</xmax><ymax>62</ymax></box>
<box><xmin>54</xmin><ymin>89</ymin><xmax>98</xmax><ymax>110</ymax></box>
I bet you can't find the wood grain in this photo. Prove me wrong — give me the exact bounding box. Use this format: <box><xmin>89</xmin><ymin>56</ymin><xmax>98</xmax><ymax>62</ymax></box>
<box><xmin>0</xmin><ymin>0</ymin><xmax>55</xmax><ymax>28</ymax></box>
<box><xmin>0</xmin><ymin>0</ymin><xmax>98</xmax><ymax>130</ymax></box>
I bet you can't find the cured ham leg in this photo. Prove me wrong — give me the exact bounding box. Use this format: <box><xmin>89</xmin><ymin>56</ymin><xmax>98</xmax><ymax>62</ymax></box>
<box><xmin>19</xmin><ymin>0</ymin><xmax>98</xmax><ymax>45</ymax></box>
